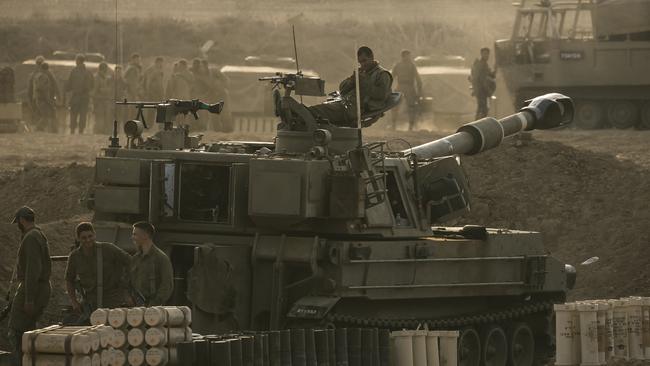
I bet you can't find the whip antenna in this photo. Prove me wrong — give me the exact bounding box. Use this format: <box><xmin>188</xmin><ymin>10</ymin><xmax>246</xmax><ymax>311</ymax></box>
<box><xmin>109</xmin><ymin>0</ymin><xmax>120</xmax><ymax>147</ymax></box>
<box><xmin>292</xmin><ymin>25</ymin><xmax>300</xmax><ymax>74</ymax></box>
<box><xmin>291</xmin><ymin>25</ymin><xmax>302</xmax><ymax>103</ymax></box>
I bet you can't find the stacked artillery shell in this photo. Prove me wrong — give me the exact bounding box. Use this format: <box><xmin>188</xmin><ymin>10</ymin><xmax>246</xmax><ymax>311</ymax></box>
<box><xmin>554</xmin><ymin>296</ymin><xmax>650</xmax><ymax>366</ymax></box>
<box><xmin>21</xmin><ymin>324</ymin><xmax>114</xmax><ymax>366</ymax></box>
<box><xmin>191</xmin><ymin>328</ymin><xmax>391</xmax><ymax>366</ymax></box>
<box><xmin>90</xmin><ymin>306</ymin><xmax>192</xmax><ymax>366</ymax></box>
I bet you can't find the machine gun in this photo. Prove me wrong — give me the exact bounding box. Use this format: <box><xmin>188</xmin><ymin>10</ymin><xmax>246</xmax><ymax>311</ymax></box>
<box><xmin>114</xmin><ymin>99</ymin><xmax>224</xmax><ymax>150</ymax></box>
<box><xmin>259</xmin><ymin>72</ymin><xmax>325</xmax><ymax>97</ymax></box>
<box><xmin>116</xmin><ymin>98</ymin><xmax>224</xmax><ymax>130</ymax></box>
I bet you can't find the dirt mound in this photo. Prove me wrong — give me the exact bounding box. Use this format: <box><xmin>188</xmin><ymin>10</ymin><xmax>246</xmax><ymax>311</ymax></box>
<box><xmin>457</xmin><ymin>137</ymin><xmax>650</xmax><ymax>300</ymax></box>
<box><xmin>0</xmin><ymin>162</ymin><xmax>93</xmax><ymax>223</ymax></box>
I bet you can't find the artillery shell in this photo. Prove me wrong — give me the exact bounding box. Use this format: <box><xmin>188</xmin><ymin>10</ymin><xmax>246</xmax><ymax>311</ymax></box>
<box><xmin>334</xmin><ymin>328</ymin><xmax>348</xmax><ymax>366</ymax></box>
<box><xmin>290</xmin><ymin>329</ymin><xmax>306</xmax><ymax>366</ymax></box>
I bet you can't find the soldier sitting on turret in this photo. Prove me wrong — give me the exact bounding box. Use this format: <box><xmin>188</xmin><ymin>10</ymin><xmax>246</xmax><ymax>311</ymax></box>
<box><xmin>308</xmin><ymin>46</ymin><xmax>393</xmax><ymax>128</ymax></box>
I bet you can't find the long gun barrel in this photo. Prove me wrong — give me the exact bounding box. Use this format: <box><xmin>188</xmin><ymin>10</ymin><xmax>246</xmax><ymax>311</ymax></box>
<box><xmin>408</xmin><ymin>93</ymin><xmax>573</xmax><ymax>159</ymax></box>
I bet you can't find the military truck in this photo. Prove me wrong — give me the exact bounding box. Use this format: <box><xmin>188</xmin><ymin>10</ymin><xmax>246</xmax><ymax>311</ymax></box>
<box><xmin>495</xmin><ymin>0</ymin><xmax>650</xmax><ymax>129</ymax></box>
<box><xmin>413</xmin><ymin>55</ymin><xmax>474</xmax><ymax>130</ymax></box>
<box><xmin>87</xmin><ymin>75</ymin><xmax>575</xmax><ymax>366</ymax></box>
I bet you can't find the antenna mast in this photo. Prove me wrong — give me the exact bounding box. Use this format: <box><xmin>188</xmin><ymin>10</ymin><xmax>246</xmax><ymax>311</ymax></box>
<box><xmin>292</xmin><ymin>25</ymin><xmax>300</xmax><ymax>74</ymax></box>
<box><xmin>291</xmin><ymin>25</ymin><xmax>302</xmax><ymax>103</ymax></box>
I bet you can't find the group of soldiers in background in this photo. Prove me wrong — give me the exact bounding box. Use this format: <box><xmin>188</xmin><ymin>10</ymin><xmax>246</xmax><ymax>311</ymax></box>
<box><xmin>21</xmin><ymin>46</ymin><xmax>493</xmax><ymax>135</ymax></box>
<box><xmin>6</xmin><ymin>206</ymin><xmax>174</xmax><ymax>365</ymax></box>
<box><xmin>25</xmin><ymin>52</ymin><xmax>231</xmax><ymax>134</ymax></box>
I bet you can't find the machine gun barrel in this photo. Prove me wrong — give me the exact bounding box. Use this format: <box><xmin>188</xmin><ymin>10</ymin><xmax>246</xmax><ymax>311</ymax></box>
<box><xmin>407</xmin><ymin>93</ymin><xmax>573</xmax><ymax>159</ymax></box>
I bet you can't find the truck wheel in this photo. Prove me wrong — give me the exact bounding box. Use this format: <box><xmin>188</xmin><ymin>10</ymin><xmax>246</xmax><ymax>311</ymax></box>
<box><xmin>575</xmin><ymin>101</ymin><xmax>604</xmax><ymax>129</ymax></box>
<box><xmin>639</xmin><ymin>102</ymin><xmax>650</xmax><ymax>130</ymax></box>
<box><xmin>459</xmin><ymin>327</ymin><xmax>481</xmax><ymax>366</ymax></box>
<box><xmin>482</xmin><ymin>325</ymin><xmax>508</xmax><ymax>366</ymax></box>
<box><xmin>508</xmin><ymin>322</ymin><xmax>535</xmax><ymax>366</ymax></box>
<box><xmin>607</xmin><ymin>101</ymin><xmax>638</xmax><ymax>129</ymax></box>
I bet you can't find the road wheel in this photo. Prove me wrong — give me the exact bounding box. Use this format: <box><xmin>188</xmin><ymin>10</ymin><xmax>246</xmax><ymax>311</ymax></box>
<box><xmin>638</xmin><ymin>102</ymin><xmax>650</xmax><ymax>130</ymax></box>
<box><xmin>483</xmin><ymin>325</ymin><xmax>508</xmax><ymax>366</ymax></box>
<box><xmin>575</xmin><ymin>101</ymin><xmax>604</xmax><ymax>129</ymax></box>
<box><xmin>459</xmin><ymin>327</ymin><xmax>481</xmax><ymax>366</ymax></box>
<box><xmin>508</xmin><ymin>323</ymin><xmax>535</xmax><ymax>366</ymax></box>
<box><xmin>607</xmin><ymin>101</ymin><xmax>638</xmax><ymax>129</ymax></box>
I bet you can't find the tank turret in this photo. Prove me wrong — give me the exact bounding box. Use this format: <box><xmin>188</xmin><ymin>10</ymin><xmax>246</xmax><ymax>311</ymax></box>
<box><xmin>244</xmin><ymin>93</ymin><xmax>573</xmax><ymax>236</ymax></box>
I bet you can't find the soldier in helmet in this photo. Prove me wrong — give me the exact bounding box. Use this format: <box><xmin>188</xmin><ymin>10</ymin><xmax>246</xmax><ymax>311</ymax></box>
<box><xmin>391</xmin><ymin>49</ymin><xmax>423</xmax><ymax>131</ymax></box>
<box><xmin>470</xmin><ymin>47</ymin><xmax>496</xmax><ymax>119</ymax></box>
<box><xmin>308</xmin><ymin>46</ymin><xmax>393</xmax><ymax>128</ymax></box>
<box><xmin>65</xmin><ymin>54</ymin><xmax>94</xmax><ymax>134</ymax></box>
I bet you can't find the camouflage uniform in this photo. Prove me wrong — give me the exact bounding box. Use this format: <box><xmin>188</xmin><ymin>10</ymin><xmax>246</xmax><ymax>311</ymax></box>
<box><xmin>143</xmin><ymin>65</ymin><xmax>165</xmax><ymax>127</ymax></box>
<box><xmin>470</xmin><ymin>58</ymin><xmax>496</xmax><ymax>119</ymax></box>
<box><xmin>124</xmin><ymin>63</ymin><xmax>143</xmax><ymax>102</ymax></box>
<box><xmin>65</xmin><ymin>242</ymin><xmax>131</xmax><ymax>311</ymax></box>
<box><xmin>130</xmin><ymin>245</ymin><xmax>174</xmax><ymax>306</ymax></box>
<box><xmin>8</xmin><ymin>227</ymin><xmax>51</xmax><ymax>363</ymax></box>
<box><xmin>166</xmin><ymin>69</ymin><xmax>193</xmax><ymax>100</ymax></box>
<box><xmin>93</xmin><ymin>70</ymin><xmax>113</xmax><ymax>134</ymax></box>
<box><xmin>309</xmin><ymin>62</ymin><xmax>393</xmax><ymax>127</ymax></box>
<box><xmin>391</xmin><ymin>59</ymin><xmax>422</xmax><ymax>131</ymax></box>
<box><xmin>31</xmin><ymin>66</ymin><xmax>60</xmax><ymax>132</ymax></box>
<box><xmin>66</xmin><ymin>65</ymin><xmax>94</xmax><ymax>134</ymax></box>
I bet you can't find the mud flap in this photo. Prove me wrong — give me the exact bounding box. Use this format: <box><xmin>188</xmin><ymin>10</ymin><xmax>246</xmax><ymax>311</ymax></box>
<box><xmin>287</xmin><ymin>296</ymin><xmax>341</xmax><ymax>320</ymax></box>
<box><xmin>187</xmin><ymin>245</ymin><xmax>239</xmax><ymax>332</ymax></box>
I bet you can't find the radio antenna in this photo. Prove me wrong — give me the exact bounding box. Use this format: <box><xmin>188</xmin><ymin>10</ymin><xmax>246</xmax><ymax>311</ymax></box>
<box><xmin>109</xmin><ymin>0</ymin><xmax>121</xmax><ymax>147</ymax></box>
<box><xmin>291</xmin><ymin>25</ymin><xmax>302</xmax><ymax>103</ymax></box>
<box><xmin>292</xmin><ymin>25</ymin><xmax>300</xmax><ymax>74</ymax></box>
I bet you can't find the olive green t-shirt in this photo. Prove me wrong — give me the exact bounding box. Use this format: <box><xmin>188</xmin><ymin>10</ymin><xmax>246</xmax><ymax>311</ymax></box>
<box><xmin>64</xmin><ymin>241</ymin><xmax>131</xmax><ymax>308</ymax></box>
<box><xmin>16</xmin><ymin>227</ymin><xmax>51</xmax><ymax>304</ymax></box>
<box><xmin>130</xmin><ymin>244</ymin><xmax>174</xmax><ymax>306</ymax></box>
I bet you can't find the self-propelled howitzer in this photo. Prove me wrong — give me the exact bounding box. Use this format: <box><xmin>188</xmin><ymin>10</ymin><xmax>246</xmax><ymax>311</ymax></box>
<box><xmin>89</xmin><ymin>93</ymin><xmax>575</xmax><ymax>366</ymax></box>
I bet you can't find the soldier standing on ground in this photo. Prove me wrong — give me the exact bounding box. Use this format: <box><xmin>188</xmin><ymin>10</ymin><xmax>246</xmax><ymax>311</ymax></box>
<box><xmin>166</xmin><ymin>59</ymin><xmax>193</xmax><ymax>100</ymax></box>
<box><xmin>129</xmin><ymin>222</ymin><xmax>173</xmax><ymax>306</ymax></box>
<box><xmin>470</xmin><ymin>47</ymin><xmax>496</xmax><ymax>119</ymax></box>
<box><xmin>64</xmin><ymin>222</ymin><xmax>131</xmax><ymax>324</ymax></box>
<box><xmin>124</xmin><ymin>53</ymin><xmax>143</xmax><ymax>103</ymax></box>
<box><xmin>27</xmin><ymin>56</ymin><xmax>60</xmax><ymax>131</ymax></box>
<box><xmin>391</xmin><ymin>49</ymin><xmax>422</xmax><ymax>131</ymax></box>
<box><xmin>92</xmin><ymin>62</ymin><xmax>113</xmax><ymax>134</ymax></box>
<box><xmin>65</xmin><ymin>54</ymin><xmax>94</xmax><ymax>134</ymax></box>
<box><xmin>308</xmin><ymin>46</ymin><xmax>393</xmax><ymax>128</ymax></box>
<box><xmin>8</xmin><ymin>206</ymin><xmax>51</xmax><ymax>365</ymax></box>
<box><xmin>31</xmin><ymin>62</ymin><xmax>60</xmax><ymax>132</ymax></box>
<box><xmin>114</xmin><ymin>65</ymin><xmax>128</xmax><ymax>124</ymax></box>
<box><xmin>143</xmin><ymin>57</ymin><xmax>165</xmax><ymax>126</ymax></box>
<box><xmin>207</xmin><ymin>61</ymin><xmax>233</xmax><ymax>132</ymax></box>
<box><xmin>190</xmin><ymin>59</ymin><xmax>211</xmax><ymax>130</ymax></box>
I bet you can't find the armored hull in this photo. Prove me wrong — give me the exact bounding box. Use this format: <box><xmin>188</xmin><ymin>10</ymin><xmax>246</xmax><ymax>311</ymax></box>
<box><xmin>88</xmin><ymin>91</ymin><xmax>575</xmax><ymax>366</ymax></box>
